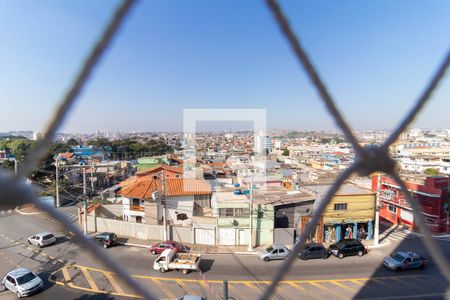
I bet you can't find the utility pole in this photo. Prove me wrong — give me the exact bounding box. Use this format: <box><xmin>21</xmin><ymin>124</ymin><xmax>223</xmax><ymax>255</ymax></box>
<box><xmin>248</xmin><ymin>170</ymin><xmax>254</xmax><ymax>251</ymax></box>
<box><xmin>90</xmin><ymin>164</ymin><xmax>95</xmax><ymax>194</ymax></box>
<box><xmin>55</xmin><ymin>158</ymin><xmax>60</xmax><ymax>207</ymax></box>
<box><xmin>13</xmin><ymin>158</ymin><xmax>17</xmax><ymax>175</ymax></box>
<box><xmin>374</xmin><ymin>173</ymin><xmax>381</xmax><ymax>246</ymax></box>
<box><xmin>161</xmin><ymin>170</ymin><xmax>167</xmax><ymax>241</ymax></box>
<box><xmin>83</xmin><ymin>167</ymin><xmax>88</xmax><ymax>235</ymax></box>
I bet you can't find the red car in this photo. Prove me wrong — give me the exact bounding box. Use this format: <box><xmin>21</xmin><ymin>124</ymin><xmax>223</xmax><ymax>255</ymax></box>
<box><xmin>148</xmin><ymin>241</ymin><xmax>189</xmax><ymax>255</ymax></box>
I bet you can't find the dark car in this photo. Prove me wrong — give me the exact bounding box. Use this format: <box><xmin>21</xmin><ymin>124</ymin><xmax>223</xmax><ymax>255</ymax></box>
<box><xmin>298</xmin><ymin>243</ymin><xmax>330</xmax><ymax>260</ymax></box>
<box><xmin>148</xmin><ymin>241</ymin><xmax>189</xmax><ymax>255</ymax></box>
<box><xmin>328</xmin><ymin>239</ymin><xmax>368</xmax><ymax>259</ymax></box>
<box><xmin>93</xmin><ymin>232</ymin><xmax>118</xmax><ymax>248</ymax></box>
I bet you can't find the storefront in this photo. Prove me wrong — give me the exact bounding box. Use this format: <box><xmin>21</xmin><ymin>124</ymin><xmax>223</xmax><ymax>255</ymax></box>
<box><xmin>323</xmin><ymin>220</ymin><xmax>373</xmax><ymax>242</ymax></box>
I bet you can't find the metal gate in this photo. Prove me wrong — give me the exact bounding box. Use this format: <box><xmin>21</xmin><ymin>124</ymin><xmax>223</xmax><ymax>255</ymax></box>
<box><xmin>194</xmin><ymin>228</ymin><xmax>215</xmax><ymax>245</ymax></box>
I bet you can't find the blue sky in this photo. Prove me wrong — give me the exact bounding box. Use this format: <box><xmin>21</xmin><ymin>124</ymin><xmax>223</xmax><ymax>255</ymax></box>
<box><xmin>0</xmin><ymin>0</ymin><xmax>449</xmax><ymax>133</ymax></box>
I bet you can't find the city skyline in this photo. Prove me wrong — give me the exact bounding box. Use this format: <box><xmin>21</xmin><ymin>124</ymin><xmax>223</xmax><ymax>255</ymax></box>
<box><xmin>0</xmin><ymin>1</ymin><xmax>449</xmax><ymax>133</ymax></box>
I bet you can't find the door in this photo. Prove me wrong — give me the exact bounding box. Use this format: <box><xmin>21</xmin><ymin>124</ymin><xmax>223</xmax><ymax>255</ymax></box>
<box><xmin>238</xmin><ymin>229</ymin><xmax>248</xmax><ymax>246</ymax></box>
<box><xmin>219</xmin><ymin>228</ymin><xmax>236</xmax><ymax>246</ymax></box>
<box><xmin>195</xmin><ymin>228</ymin><xmax>215</xmax><ymax>245</ymax></box>
<box><xmin>310</xmin><ymin>247</ymin><xmax>321</xmax><ymax>258</ymax></box>
<box><xmin>269</xmin><ymin>249</ymin><xmax>278</xmax><ymax>260</ymax></box>
<box><xmin>4</xmin><ymin>276</ymin><xmax>17</xmax><ymax>292</ymax></box>
<box><xmin>277</xmin><ymin>248</ymin><xmax>287</xmax><ymax>259</ymax></box>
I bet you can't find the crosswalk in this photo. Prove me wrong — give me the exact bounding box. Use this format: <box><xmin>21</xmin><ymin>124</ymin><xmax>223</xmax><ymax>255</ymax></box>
<box><xmin>380</xmin><ymin>228</ymin><xmax>450</xmax><ymax>242</ymax></box>
<box><xmin>379</xmin><ymin>229</ymin><xmax>416</xmax><ymax>242</ymax></box>
<box><xmin>39</xmin><ymin>209</ymin><xmax>79</xmax><ymax>225</ymax></box>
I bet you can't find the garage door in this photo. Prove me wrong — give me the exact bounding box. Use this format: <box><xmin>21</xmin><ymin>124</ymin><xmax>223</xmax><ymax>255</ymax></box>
<box><xmin>195</xmin><ymin>228</ymin><xmax>215</xmax><ymax>245</ymax></box>
<box><xmin>400</xmin><ymin>209</ymin><xmax>414</xmax><ymax>223</ymax></box>
<box><xmin>219</xmin><ymin>228</ymin><xmax>236</xmax><ymax>245</ymax></box>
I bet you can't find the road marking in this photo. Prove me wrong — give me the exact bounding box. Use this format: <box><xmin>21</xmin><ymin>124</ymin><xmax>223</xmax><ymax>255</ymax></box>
<box><xmin>244</xmin><ymin>282</ymin><xmax>261</xmax><ymax>292</ymax></box>
<box><xmin>61</xmin><ymin>267</ymin><xmax>75</xmax><ymax>288</ymax></box>
<box><xmin>308</xmin><ymin>282</ymin><xmax>347</xmax><ymax>300</ymax></box>
<box><xmin>105</xmin><ymin>272</ymin><xmax>125</xmax><ymax>294</ymax></box>
<box><xmin>151</xmin><ymin>278</ymin><xmax>176</xmax><ymax>299</ymax></box>
<box><xmin>288</xmin><ymin>282</ymin><xmax>323</xmax><ymax>300</ymax></box>
<box><xmin>176</xmin><ymin>279</ymin><xmax>196</xmax><ymax>296</ymax></box>
<box><xmin>80</xmin><ymin>266</ymin><xmax>100</xmax><ymax>291</ymax></box>
<box><xmin>350</xmin><ymin>279</ymin><xmax>364</xmax><ymax>286</ymax></box>
<box><xmin>330</xmin><ymin>280</ymin><xmax>355</xmax><ymax>292</ymax></box>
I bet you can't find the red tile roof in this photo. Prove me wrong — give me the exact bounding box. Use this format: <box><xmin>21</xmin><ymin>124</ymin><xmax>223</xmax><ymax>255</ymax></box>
<box><xmin>136</xmin><ymin>164</ymin><xmax>183</xmax><ymax>176</ymax></box>
<box><xmin>118</xmin><ymin>178</ymin><xmax>211</xmax><ymax>199</ymax></box>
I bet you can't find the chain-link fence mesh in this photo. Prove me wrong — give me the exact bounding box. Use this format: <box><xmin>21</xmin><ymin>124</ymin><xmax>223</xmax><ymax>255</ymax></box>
<box><xmin>0</xmin><ymin>0</ymin><xmax>449</xmax><ymax>299</ymax></box>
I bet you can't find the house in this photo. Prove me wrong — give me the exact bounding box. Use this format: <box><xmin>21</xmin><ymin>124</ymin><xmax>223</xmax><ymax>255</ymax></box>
<box><xmin>305</xmin><ymin>184</ymin><xmax>376</xmax><ymax>243</ymax></box>
<box><xmin>213</xmin><ymin>190</ymin><xmax>254</xmax><ymax>246</ymax></box>
<box><xmin>72</xmin><ymin>145</ymin><xmax>112</xmax><ymax>161</ymax></box>
<box><xmin>253</xmin><ymin>189</ymin><xmax>315</xmax><ymax>246</ymax></box>
<box><xmin>118</xmin><ymin>174</ymin><xmax>212</xmax><ymax>227</ymax></box>
<box><xmin>136</xmin><ymin>154</ymin><xmax>182</xmax><ymax>171</ymax></box>
<box><xmin>372</xmin><ymin>174</ymin><xmax>449</xmax><ymax>233</ymax></box>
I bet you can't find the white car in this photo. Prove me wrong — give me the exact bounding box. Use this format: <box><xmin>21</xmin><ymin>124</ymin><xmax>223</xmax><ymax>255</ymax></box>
<box><xmin>27</xmin><ymin>232</ymin><xmax>56</xmax><ymax>247</ymax></box>
<box><xmin>2</xmin><ymin>268</ymin><xmax>43</xmax><ymax>298</ymax></box>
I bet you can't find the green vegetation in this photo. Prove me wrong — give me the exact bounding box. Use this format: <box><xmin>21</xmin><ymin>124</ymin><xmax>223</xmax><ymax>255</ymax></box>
<box><xmin>424</xmin><ymin>168</ymin><xmax>439</xmax><ymax>176</ymax></box>
<box><xmin>282</xmin><ymin>149</ymin><xmax>290</xmax><ymax>156</ymax></box>
<box><xmin>86</xmin><ymin>138</ymin><xmax>173</xmax><ymax>160</ymax></box>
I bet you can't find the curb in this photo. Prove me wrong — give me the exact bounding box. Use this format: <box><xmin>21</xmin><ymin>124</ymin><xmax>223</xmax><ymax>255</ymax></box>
<box><xmin>119</xmin><ymin>242</ymin><xmax>260</xmax><ymax>255</ymax></box>
<box><xmin>15</xmin><ymin>206</ymin><xmax>41</xmax><ymax>216</ymax></box>
<box><xmin>118</xmin><ymin>242</ymin><xmax>151</xmax><ymax>248</ymax></box>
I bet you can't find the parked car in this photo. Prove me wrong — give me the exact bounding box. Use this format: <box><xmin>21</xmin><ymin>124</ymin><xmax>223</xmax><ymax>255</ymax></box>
<box><xmin>93</xmin><ymin>232</ymin><xmax>118</xmax><ymax>248</ymax></box>
<box><xmin>2</xmin><ymin>268</ymin><xmax>43</xmax><ymax>298</ymax></box>
<box><xmin>148</xmin><ymin>241</ymin><xmax>189</xmax><ymax>255</ymax></box>
<box><xmin>298</xmin><ymin>243</ymin><xmax>329</xmax><ymax>260</ymax></box>
<box><xmin>27</xmin><ymin>232</ymin><xmax>56</xmax><ymax>248</ymax></box>
<box><xmin>258</xmin><ymin>244</ymin><xmax>290</xmax><ymax>262</ymax></box>
<box><xmin>383</xmin><ymin>251</ymin><xmax>427</xmax><ymax>272</ymax></box>
<box><xmin>328</xmin><ymin>239</ymin><xmax>368</xmax><ymax>259</ymax></box>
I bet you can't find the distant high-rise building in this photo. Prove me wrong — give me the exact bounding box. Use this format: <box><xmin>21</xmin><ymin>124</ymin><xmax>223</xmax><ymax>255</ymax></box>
<box><xmin>255</xmin><ymin>132</ymin><xmax>272</xmax><ymax>154</ymax></box>
<box><xmin>32</xmin><ymin>132</ymin><xmax>42</xmax><ymax>141</ymax></box>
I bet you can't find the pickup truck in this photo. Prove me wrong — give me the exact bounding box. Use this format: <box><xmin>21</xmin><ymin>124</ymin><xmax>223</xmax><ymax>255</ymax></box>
<box><xmin>383</xmin><ymin>251</ymin><xmax>427</xmax><ymax>272</ymax></box>
<box><xmin>153</xmin><ymin>249</ymin><xmax>201</xmax><ymax>275</ymax></box>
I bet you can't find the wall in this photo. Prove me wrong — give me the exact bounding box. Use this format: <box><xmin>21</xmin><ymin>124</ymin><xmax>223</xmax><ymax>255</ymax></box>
<box><xmin>323</xmin><ymin>194</ymin><xmax>375</xmax><ymax>224</ymax></box>
<box><xmin>87</xmin><ymin>215</ymin><xmax>202</xmax><ymax>244</ymax></box>
<box><xmin>96</xmin><ymin>204</ymin><xmax>124</xmax><ymax>219</ymax></box>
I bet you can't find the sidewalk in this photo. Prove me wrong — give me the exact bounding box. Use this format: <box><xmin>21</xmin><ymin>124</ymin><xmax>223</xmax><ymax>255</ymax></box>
<box><xmin>117</xmin><ymin>236</ymin><xmax>265</xmax><ymax>255</ymax></box>
<box><xmin>118</xmin><ymin>235</ymin><xmax>390</xmax><ymax>255</ymax></box>
<box><xmin>15</xmin><ymin>205</ymin><xmax>42</xmax><ymax>215</ymax></box>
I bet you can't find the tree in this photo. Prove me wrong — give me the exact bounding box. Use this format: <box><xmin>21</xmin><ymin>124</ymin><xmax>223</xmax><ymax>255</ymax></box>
<box><xmin>8</xmin><ymin>139</ymin><xmax>35</xmax><ymax>161</ymax></box>
<box><xmin>424</xmin><ymin>168</ymin><xmax>439</xmax><ymax>176</ymax></box>
<box><xmin>86</xmin><ymin>138</ymin><xmax>111</xmax><ymax>147</ymax></box>
<box><xmin>66</xmin><ymin>138</ymin><xmax>80</xmax><ymax>147</ymax></box>
<box><xmin>282</xmin><ymin>149</ymin><xmax>290</xmax><ymax>156</ymax></box>
<box><xmin>1</xmin><ymin>160</ymin><xmax>14</xmax><ymax>171</ymax></box>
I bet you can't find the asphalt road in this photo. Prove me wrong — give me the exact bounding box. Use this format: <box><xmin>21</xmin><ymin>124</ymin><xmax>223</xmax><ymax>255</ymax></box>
<box><xmin>0</xmin><ymin>206</ymin><xmax>449</xmax><ymax>300</ymax></box>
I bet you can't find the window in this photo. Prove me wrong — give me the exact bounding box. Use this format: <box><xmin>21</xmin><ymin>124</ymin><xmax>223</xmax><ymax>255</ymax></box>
<box><xmin>334</xmin><ymin>203</ymin><xmax>347</xmax><ymax>211</ymax></box>
<box><xmin>136</xmin><ymin>216</ymin><xmax>142</xmax><ymax>223</ymax></box>
<box><xmin>177</xmin><ymin>213</ymin><xmax>188</xmax><ymax>220</ymax></box>
<box><xmin>218</xmin><ymin>208</ymin><xmax>249</xmax><ymax>218</ymax></box>
<box><xmin>388</xmin><ymin>204</ymin><xmax>397</xmax><ymax>213</ymax></box>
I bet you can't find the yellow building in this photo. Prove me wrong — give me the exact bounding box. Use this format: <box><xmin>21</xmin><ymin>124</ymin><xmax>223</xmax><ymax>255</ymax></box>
<box><xmin>305</xmin><ymin>184</ymin><xmax>376</xmax><ymax>242</ymax></box>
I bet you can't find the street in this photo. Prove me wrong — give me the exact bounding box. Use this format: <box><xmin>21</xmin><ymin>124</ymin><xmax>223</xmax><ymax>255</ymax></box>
<box><xmin>0</xmin><ymin>207</ymin><xmax>449</xmax><ymax>300</ymax></box>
